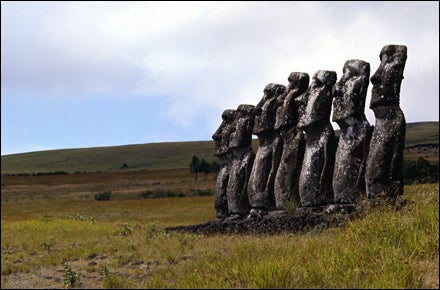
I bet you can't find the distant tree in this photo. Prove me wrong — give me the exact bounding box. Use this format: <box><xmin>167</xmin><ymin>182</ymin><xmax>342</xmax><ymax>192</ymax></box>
<box><xmin>403</xmin><ymin>159</ymin><xmax>417</xmax><ymax>184</ymax></box>
<box><xmin>198</xmin><ymin>158</ymin><xmax>212</xmax><ymax>180</ymax></box>
<box><xmin>198</xmin><ymin>158</ymin><xmax>212</xmax><ymax>173</ymax></box>
<box><xmin>403</xmin><ymin>157</ymin><xmax>438</xmax><ymax>184</ymax></box>
<box><xmin>429</xmin><ymin>162</ymin><xmax>439</xmax><ymax>183</ymax></box>
<box><xmin>189</xmin><ymin>155</ymin><xmax>200</xmax><ymax>180</ymax></box>
<box><xmin>211</xmin><ymin>160</ymin><xmax>220</xmax><ymax>180</ymax></box>
<box><xmin>416</xmin><ymin>157</ymin><xmax>431</xmax><ymax>183</ymax></box>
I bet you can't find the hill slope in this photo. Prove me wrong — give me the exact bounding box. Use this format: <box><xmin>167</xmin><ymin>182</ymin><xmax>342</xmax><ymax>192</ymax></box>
<box><xmin>1</xmin><ymin>141</ymin><xmax>222</xmax><ymax>174</ymax></box>
<box><xmin>1</xmin><ymin>121</ymin><xmax>438</xmax><ymax>174</ymax></box>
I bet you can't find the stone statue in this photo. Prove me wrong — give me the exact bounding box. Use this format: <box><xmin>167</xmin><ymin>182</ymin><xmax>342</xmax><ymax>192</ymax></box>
<box><xmin>248</xmin><ymin>83</ymin><xmax>286</xmax><ymax>215</ymax></box>
<box><xmin>273</xmin><ymin>72</ymin><xmax>309</xmax><ymax>210</ymax></box>
<box><xmin>226</xmin><ymin>104</ymin><xmax>255</xmax><ymax>217</ymax></box>
<box><xmin>297</xmin><ymin>70</ymin><xmax>337</xmax><ymax>207</ymax></box>
<box><xmin>212</xmin><ymin>109</ymin><xmax>237</xmax><ymax>218</ymax></box>
<box><xmin>365</xmin><ymin>45</ymin><xmax>408</xmax><ymax>200</ymax></box>
<box><xmin>332</xmin><ymin>60</ymin><xmax>372</xmax><ymax>204</ymax></box>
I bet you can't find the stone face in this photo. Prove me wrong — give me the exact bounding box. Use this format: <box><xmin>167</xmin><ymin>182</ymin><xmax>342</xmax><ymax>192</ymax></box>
<box><xmin>212</xmin><ymin>109</ymin><xmax>237</xmax><ymax>218</ymax></box>
<box><xmin>332</xmin><ymin>59</ymin><xmax>372</xmax><ymax>204</ymax></box>
<box><xmin>365</xmin><ymin>45</ymin><xmax>407</xmax><ymax>200</ymax></box>
<box><xmin>248</xmin><ymin>83</ymin><xmax>286</xmax><ymax>212</ymax></box>
<box><xmin>273</xmin><ymin>72</ymin><xmax>309</xmax><ymax>209</ymax></box>
<box><xmin>297</xmin><ymin>70</ymin><xmax>337</xmax><ymax>207</ymax></box>
<box><xmin>369</xmin><ymin>45</ymin><xmax>407</xmax><ymax>108</ymax></box>
<box><xmin>226</xmin><ymin>104</ymin><xmax>255</xmax><ymax>216</ymax></box>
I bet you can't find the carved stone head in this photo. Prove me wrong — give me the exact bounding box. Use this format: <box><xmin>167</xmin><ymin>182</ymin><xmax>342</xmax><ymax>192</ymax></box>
<box><xmin>212</xmin><ymin>109</ymin><xmax>237</xmax><ymax>156</ymax></box>
<box><xmin>275</xmin><ymin>72</ymin><xmax>310</xmax><ymax>130</ymax></box>
<box><xmin>370</xmin><ymin>44</ymin><xmax>407</xmax><ymax>109</ymax></box>
<box><xmin>253</xmin><ymin>83</ymin><xmax>286</xmax><ymax>135</ymax></box>
<box><xmin>332</xmin><ymin>59</ymin><xmax>370</xmax><ymax>122</ymax></box>
<box><xmin>229</xmin><ymin>104</ymin><xmax>255</xmax><ymax>149</ymax></box>
<box><xmin>298</xmin><ymin>70</ymin><xmax>337</xmax><ymax>129</ymax></box>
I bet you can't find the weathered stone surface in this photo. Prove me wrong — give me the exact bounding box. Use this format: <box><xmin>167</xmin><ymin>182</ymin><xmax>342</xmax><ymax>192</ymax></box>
<box><xmin>273</xmin><ymin>72</ymin><xmax>309</xmax><ymax>209</ymax></box>
<box><xmin>212</xmin><ymin>109</ymin><xmax>237</xmax><ymax>218</ymax></box>
<box><xmin>248</xmin><ymin>83</ymin><xmax>286</xmax><ymax>212</ymax></box>
<box><xmin>226</xmin><ymin>104</ymin><xmax>255</xmax><ymax>216</ymax></box>
<box><xmin>332</xmin><ymin>59</ymin><xmax>372</xmax><ymax>204</ymax></box>
<box><xmin>365</xmin><ymin>45</ymin><xmax>407</xmax><ymax>200</ymax></box>
<box><xmin>297</xmin><ymin>70</ymin><xmax>337</xmax><ymax>207</ymax></box>
<box><xmin>323</xmin><ymin>204</ymin><xmax>356</xmax><ymax>215</ymax></box>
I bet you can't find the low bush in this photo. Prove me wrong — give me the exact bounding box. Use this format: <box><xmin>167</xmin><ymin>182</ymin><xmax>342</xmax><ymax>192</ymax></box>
<box><xmin>61</xmin><ymin>262</ymin><xmax>80</xmax><ymax>288</ymax></box>
<box><xmin>191</xmin><ymin>189</ymin><xmax>213</xmax><ymax>196</ymax></box>
<box><xmin>94</xmin><ymin>191</ymin><xmax>112</xmax><ymax>201</ymax></box>
<box><xmin>139</xmin><ymin>189</ymin><xmax>185</xmax><ymax>198</ymax></box>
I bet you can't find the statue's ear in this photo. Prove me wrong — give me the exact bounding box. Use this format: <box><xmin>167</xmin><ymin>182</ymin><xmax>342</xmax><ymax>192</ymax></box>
<box><xmin>359</xmin><ymin>75</ymin><xmax>369</xmax><ymax>96</ymax></box>
<box><xmin>275</xmin><ymin>85</ymin><xmax>285</xmax><ymax>97</ymax></box>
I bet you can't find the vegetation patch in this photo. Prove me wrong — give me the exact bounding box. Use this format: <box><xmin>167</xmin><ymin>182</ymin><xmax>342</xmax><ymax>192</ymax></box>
<box><xmin>94</xmin><ymin>191</ymin><xmax>113</xmax><ymax>201</ymax></box>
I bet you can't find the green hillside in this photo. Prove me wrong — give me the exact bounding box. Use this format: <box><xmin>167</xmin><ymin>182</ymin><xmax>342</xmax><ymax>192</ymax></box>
<box><xmin>404</xmin><ymin>121</ymin><xmax>439</xmax><ymax>147</ymax></box>
<box><xmin>1</xmin><ymin>122</ymin><xmax>438</xmax><ymax>174</ymax></box>
<box><xmin>1</xmin><ymin>141</ymin><xmax>218</xmax><ymax>174</ymax></box>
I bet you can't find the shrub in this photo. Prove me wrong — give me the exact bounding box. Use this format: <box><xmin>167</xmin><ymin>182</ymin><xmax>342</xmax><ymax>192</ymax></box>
<box><xmin>61</xmin><ymin>262</ymin><xmax>80</xmax><ymax>289</ymax></box>
<box><xmin>167</xmin><ymin>191</ymin><xmax>186</xmax><ymax>198</ymax></box>
<box><xmin>145</xmin><ymin>223</ymin><xmax>162</xmax><ymax>239</ymax></box>
<box><xmin>139</xmin><ymin>190</ymin><xmax>152</xmax><ymax>199</ymax></box>
<box><xmin>32</xmin><ymin>171</ymin><xmax>68</xmax><ymax>176</ymax></box>
<box><xmin>114</xmin><ymin>222</ymin><xmax>140</xmax><ymax>236</ymax></box>
<box><xmin>139</xmin><ymin>189</ymin><xmax>185</xmax><ymax>198</ymax></box>
<box><xmin>94</xmin><ymin>191</ymin><xmax>112</xmax><ymax>201</ymax></box>
<box><xmin>191</xmin><ymin>189</ymin><xmax>213</xmax><ymax>196</ymax></box>
<box><xmin>101</xmin><ymin>265</ymin><xmax>129</xmax><ymax>289</ymax></box>
<box><xmin>403</xmin><ymin>157</ymin><xmax>439</xmax><ymax>184</ymax></box>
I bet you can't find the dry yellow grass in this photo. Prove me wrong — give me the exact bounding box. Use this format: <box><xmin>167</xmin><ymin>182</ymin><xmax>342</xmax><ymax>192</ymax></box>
<box><xmin>1</xmin><ymin>168</ymin><xmax>216</xmax><ymax>203</ymax></box>
<box><xmin>1</xmin><ymin>170</ymin><xmax>438</xmax><ymax>289</ymax></box>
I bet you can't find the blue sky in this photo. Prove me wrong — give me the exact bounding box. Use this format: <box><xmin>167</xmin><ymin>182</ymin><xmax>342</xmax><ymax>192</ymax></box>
<box><xmin>2</xmin><ymin>1</ymin><xmax>439</xmax><ymax>155</ymax></box>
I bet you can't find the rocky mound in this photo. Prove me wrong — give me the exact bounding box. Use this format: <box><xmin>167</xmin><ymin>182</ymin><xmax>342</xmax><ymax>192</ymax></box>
<box><xmin>166</xmin><ymin>204</ymin><xmax>359</xmax><ymax>235</ymax></box>
<box><xmin>165</xmin><ymin>199</ymin><xmax>411</xmax><ymax>235</ymax></box>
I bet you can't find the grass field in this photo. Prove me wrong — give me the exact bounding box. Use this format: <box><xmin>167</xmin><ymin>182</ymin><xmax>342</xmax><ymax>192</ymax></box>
<box><xmin>1</xmin><ymin>121</ymin><xmax>438</xmax><ymax>288</ymax></box>
<box><xmin>1</xmin><ymin>122</ymin><xmax>437</xmax><ymax>174</ymax></box>
<box><xmin>1</xmin><ymin>169</ymin><xmax>216</xmax><ymax>203</ymax></box>
<box><xmin>405</xmin><ymin>122</ymin><xmax>439</xmax><ymax>147</ymax></box>
<box><xmin>1</xmin><ymin>168</ymin><xmax>438</xmax><ymax>288</ymax></box>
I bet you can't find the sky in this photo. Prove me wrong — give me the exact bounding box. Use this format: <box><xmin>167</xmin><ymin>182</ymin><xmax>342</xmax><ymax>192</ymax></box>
<box><xmin>1</xmin><ymin>1</ymin><xmax>439</xmax><ymax>156</ymax></box>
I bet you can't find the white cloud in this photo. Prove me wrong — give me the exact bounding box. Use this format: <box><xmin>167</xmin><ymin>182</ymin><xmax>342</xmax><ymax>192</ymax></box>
<box><xmin>2</xmin><ymin>1</ymin><xmax>438</xmax><ymax>146</ymax></box>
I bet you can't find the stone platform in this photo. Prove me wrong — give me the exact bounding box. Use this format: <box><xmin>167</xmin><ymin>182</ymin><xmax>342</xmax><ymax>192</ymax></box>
<box><xmin>165</xmin><ymin>199</ymin><xmax>411</xmax><ymax>235</ymax></box>
<box><xmin>166</xmin><ymin>204</ymin><xmax>359</xmax><ymax>235</ymax></box>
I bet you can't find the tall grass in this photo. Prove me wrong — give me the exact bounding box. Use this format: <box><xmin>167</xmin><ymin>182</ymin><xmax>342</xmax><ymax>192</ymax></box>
<box><xmin>1</xmin><ymin>184</ymin><xmax>438</xmax><ymax>288</ymax></box>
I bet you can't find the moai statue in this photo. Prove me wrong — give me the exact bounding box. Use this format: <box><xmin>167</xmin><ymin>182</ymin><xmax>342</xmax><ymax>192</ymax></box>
<box><xmin>365</xmin><ymin>45</ymin><xmax>408</xmax><ymax>200</ymax></box>
<box><xmin>332</xmin><ymin>60</ymin><xmax>372</xmax><ymax>204</ymax></box>
<box><xmin>297</xmin><ymin>70</ymin><xmax>337</xmax><ymax>207</ymax></box>
<box><xmin>248</xmin><ymin>83</ymin><xmax>286</xmax><ymax>216</ymax></box>
<box><xmin>226</xmin><ymin>104</ymin><xmax>256</xmax><ymax>217</ymax></box>
<box><xmin>212</xmin><ymin>109</ymin><xmax>237</xmax><ymax>218</ymax></box>
<box><xmin>273</xmin><ymin>72</ymin><xmax>309</xmax><ymax>210</ymax></box>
